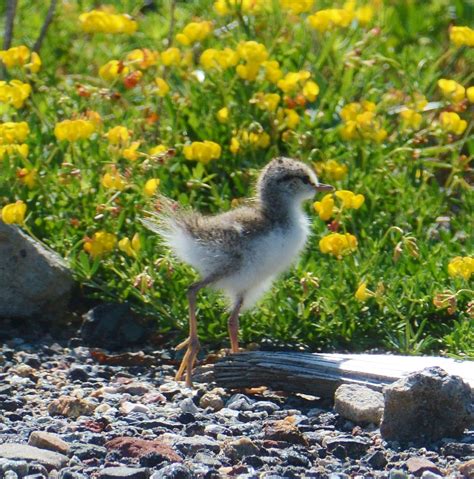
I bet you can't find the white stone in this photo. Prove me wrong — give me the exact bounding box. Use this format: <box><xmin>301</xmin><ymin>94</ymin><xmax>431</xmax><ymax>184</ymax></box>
<box><xmin>334</xmin><ymin>384</ymin><xmax>384</xmax><ymax>424</ymax></box>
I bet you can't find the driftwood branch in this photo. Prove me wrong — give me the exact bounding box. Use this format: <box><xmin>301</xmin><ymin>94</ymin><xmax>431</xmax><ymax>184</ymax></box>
<box><xmin>195</xmin><ymin>352</ymin><xmax>474</xmax><ymax>398</ymax></box>
<box><xmin>3</xmin><ymin>0</ymin><xmax>17</xmax><ymax>50</ymax></box>
<box><xmin>33</xmin><ymin>0</ymin><xmax>58</xmax><ymax>53</ymax></box>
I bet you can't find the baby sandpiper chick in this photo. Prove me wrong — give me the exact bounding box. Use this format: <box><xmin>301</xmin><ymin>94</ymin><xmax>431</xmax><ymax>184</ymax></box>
<box><xmin>143</xmin><ymin>157</ymin><xmax>333</xmax><ymax>386</ymax></box>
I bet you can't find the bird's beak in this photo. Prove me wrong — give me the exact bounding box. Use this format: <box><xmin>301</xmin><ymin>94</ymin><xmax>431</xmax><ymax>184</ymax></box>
<box><xmin>315</xmin><ymin>183</ymin><xmax>334</xmax><ymax>192</ymax></box>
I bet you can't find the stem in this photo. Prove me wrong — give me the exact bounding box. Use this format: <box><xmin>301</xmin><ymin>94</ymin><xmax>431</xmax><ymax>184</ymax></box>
<box><xmin>1</xmin><ymin>0</ymin><xmax>17</xmax><ymax>79</ymax></box>
<box><xmin>166</xmin><ymin>0</ymin><xmax>177</xmax><ymax>48</ymax></box>
<box><xmin>33</xmin><ymin>0</ymin><xmax>58</xmax><ymax>53</ymax></box>
<box><xmin>2</xmin><ymin>0</ymin><xmax>17</xmax><ymax>50</ymax></box>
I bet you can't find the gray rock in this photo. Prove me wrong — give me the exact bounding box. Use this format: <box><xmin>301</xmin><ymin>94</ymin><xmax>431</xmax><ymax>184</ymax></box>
<box><xmin>226</xmin><ymin>394</ymin><xmax>253</xmax><ymax>411</ymax></box>
<box><xmin>0</xmin><ymin>223</ymin><xmax>73</xmax><ymax>318</ymax></box>
<box><xmin>173</xmin><ymin>436</ymin><xmax>220</xmax><ymax>455</ymax></box>
<box><xmin>222</xmin><ymin>438</ymin><xmax>260</xmax><ymax>461</ymax></box>
<box><xmin>0</xmin><ymin>459</ymin><xmax>29</xmax><ymax>475</ymax></box>
<box><xmin>28</xmin><ymin>431</ymin><xmax>70</xmax><ymax>456</ymax></box>
<box><xmin>199</xmin><ymin>392</ymin><xmax>224</xmax><ymax>411</ymax></box>
<box><xmin>324</xmin><ymin>436</ymin><xmax>371</xmax><ymax>459</ymax></box>
<box><xmin>334</xmin><ymin>384</ymin><xmax>384</xmax><ymax>424</ymax></box>
<box><xmin>80</xmin><ymin>303</ymin><xmax>148</xmax><ymax>350</ymax></box>
<box><xmin>99</xmin><ymin>467</ymin><xmax>149</xmax><ymax>479</ymax></box>
<box><xmin>251</xmin><ymin>401</ymin><xmax>280</xmax><ymax>413</ymax></box>
<box><xmin>0</xmin><ymin>444</ymin><xmax>68</xmax><ymax>471</ymax></box>
<box><xmin>150</xmin><ymin>464</ymin><xmax>192</xmax><ymax>479</ymax></box>
<box><xmin>179</xmin><ymin>398</ymin><xmax>199</xmax><ymax>414</ymax></box>
<box><xmin>406</xmin><ymin>457</ymin><xmax>442</xmax><ymax>476</ymax></box>
<box><xmin>365</xmin><ymin>450</ymin><xmax>387</xmax><ymax>469</ymax></box>
<box><xmin>420</xmin><ymin>472</ymin><xmax>443</xmax><ymax>479</ymax></box>
<box><xmin>389</xmin><ymin>471</ymin><xmax>408</xmax><ymax>479</ymax></box>
<box><xmin>441</xmin><ymin>442</ymin><xmax>474</xmax><ymax>458</ymax></box>
<box><xmin>69</xmin><ymin>443</ymin><xmax>107</xmax><ymax>460</ymax></box>
<box><xmin>380</xmin><ymin>367</ymin><xmax>473</xmax><ymax>442</ymax></box>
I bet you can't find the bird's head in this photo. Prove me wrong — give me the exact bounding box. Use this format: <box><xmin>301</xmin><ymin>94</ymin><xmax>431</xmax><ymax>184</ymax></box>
<box><xmin>257</xmin><ymin>157</ymin><xmax>334</xmax><ymax>205</ymax></box>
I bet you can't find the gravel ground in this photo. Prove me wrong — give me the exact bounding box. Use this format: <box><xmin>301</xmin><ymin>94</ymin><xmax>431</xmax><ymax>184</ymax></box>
<box><xmin>0</xmin><ymin>322</ymin><xmax>472</xmax><ymax>479</ymax></box>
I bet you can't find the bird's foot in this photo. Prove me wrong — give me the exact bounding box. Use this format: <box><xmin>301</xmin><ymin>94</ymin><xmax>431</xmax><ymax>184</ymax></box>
<box><xmin>175</xmin><ymin>336</ymin><xmax>200</xmax><ymax>387</ymax></box>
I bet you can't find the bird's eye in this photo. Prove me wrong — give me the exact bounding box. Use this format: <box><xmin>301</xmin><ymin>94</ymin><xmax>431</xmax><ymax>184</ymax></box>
<box><xmin>301</xmin><ymin>176</ymin><xmax>312</xmax><ymax>185</ymax></box>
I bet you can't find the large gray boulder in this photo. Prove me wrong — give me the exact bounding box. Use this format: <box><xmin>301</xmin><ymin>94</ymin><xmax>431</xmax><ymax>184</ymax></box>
<box><xmin>0</xmin><ymin>222</ymin><xmax>73</xmax><ymax>318</ymax></box>
<box><xmin>380</xmin><ymin>366</ymin><xmax>474</xmax><ymax>442</ymax></box>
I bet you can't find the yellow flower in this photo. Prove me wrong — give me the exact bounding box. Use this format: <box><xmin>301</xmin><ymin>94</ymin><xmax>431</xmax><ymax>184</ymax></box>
<box><xmin>183</xmin><ymin>141</ymin><xmax>221</xmax><ymax>164</ymax></box>
<box><xmin>302</xmin><ymin>80</ymin><xmax>320</xmax><ymax>102</ymax></box>
<box><xmin>230</xmin><ymin>137</ymin><xmax>240</xmax><ymax>154</ymax></box>
<box><xmin>262</xmin><ymin>60</ymin><xmax>283</xmax><ymax>83</ymax></box>
<box><xmin>79</xmin><ymin>10</ymin><xmax>137</xmax><ymax>34</ymax></box>
<box><xmin>467</xmin><ymin>87</ymin><xmax>474</xmax><ymax>103</ymax></box>
<box><xmin>107</xmin><ymin>126</ymin><xmax>130</xmax><ymax>146</ymax></box>
<box><xmin>319</xmin><ymin>232</ymin><xmax>358</xmax><ymax>258</ymax></box>
<box><xmin>281</xmin><ymin>109</ymin><xmax>300</xmax><ymax>129</ymax></box>
<box><xmin>340</xmin><ymin>102</ymin><xmax>386</xmax><ymax>142</ymax></box>
<box><xmin>308</xmin><ymin>9</ymin><xmax>354</xmax><ymax>32</ymax></box>
<box><xmin>155</xmin><ymin>77</ymin><xmax>170</xmax><ymax>97</ymax></box>
<box><xmin>280</xmin><ymin>0</ymin><xmax>314</xmax><ymax>14</ymax></box>
<box><xmin>54</xmin><ymin>119</ymin><xmax>96</xmax><ymax>142</ymax></box>
<box><xmin>176</xmin><ymin>21</ymin><xmax>212</xmax><ymax>46</ymax></box>
<box><xmin>437</xmin><ymin>79</ymin><xmax>465</xmax><ymax>103</ymax></box>
<box><xmin>0</xmin><ymin>46</ymin><xmax>41</xmax><ymax>73</ymax></box>
<box><xmin>240</xmin><ymin>130</ymin><xmax>270</xmax><ymax>149</ymax></box>
<box><xmin>118</xmin><ymin>233</ymin><xmax>141</xmax><ymax>257</ymax></box>
<box><xmin>0</xmin><ymin>144</ymin><xmax>29</xmax><ymax>160</ymax></box>
<box><xmin>235</xmin><ymin>41</ymin><xmax>268</xmax><ymax>81</ymax></box>
<box><xmin>126</xmin><ymin>48</ymin><xmax>159</xmax><ymax>69</ymax></box>
<box><xmin>0</xmin><ymin>121</ymin><xmax>29</xmax><ymax>144</ymax></box>
<box><xmin>0</xmin><ymin>45</ymin><xmax>30</xmax><ymax>68</ymax></box>
<box><xmin>400</xmin><ymin>109</ymin><xmax>422</xmax><ymax>130</ymax></box>
<box><xmin>1</xmin><ymin>200</ymin><xmax>27</xmax><ymax>225</ymax></box>
<box><xmin>448</xmin><ymin>257</ymin><xmax>474</xmax><ymax>280</ymax></box>
<box><xmin>149</xmin><ymin>145</ymin><xmax>168</xmax><ymax>156</ymax></box>
<box><xmin>408</xmin><ymin>93</ymin><xmax>428</xmax><ymax>111</ymax></box>
<box><xmin>236</xmin><ymin>62</ymin><xmax>261</xmax><ymax>81</ymax></box>
<box><xmin>217</xmin><ymin>107</ymin><xmax>229</xmax><ymax>123</ymax></box>
<box><xmin>277</xmin><ymin>71</ymin><xmax>311</xmax><ymax>94</ymax></box>
<box><xmin>354</xmin><ymin>5</ymin><xmax>373</xmax><ymax>26</ymax></box>
<box><xmin>253</xmin><ymin>92</ymin><xmax>281</xmax><ymax>112</ymax></box>
<box><xmin>0</xmin><ymin>80</ymin><xmax>31</xmax><ymax>108</ymax></box>
<box><xmin>449</xmin><ymin>26</ymin><xmax>474</xmax><ymax>48</ymax></box>
<box><xmin>123</xmin><ymin>141</ymin><xmax>140</xmax><ymax>161</ymax></box>
<box><xmin>161</xmin><ymin>47</ymin><xmax>181</xmax><ymax>66</ymax></box>
<box><xmin>335</xmin><ymin>190</ymin><xmax>365</xmax><ymax>209</ymax></box>
<box><xmin>355</xmin><ymin>282</ymin><xmax>374</xmax><ymax>302</ymax></box>
<box><xmin>99</xmin><ymin>60</ymin><xmax>129</xmax><ymax>81</ymax></box>
<box><xmin>214</xmin><ymin>0</ymin><xmax>266</xmax><ymax>15</ymax></box>
<box><xmin>144</xmin><ymin>178</ymin><xmax>160</xmax><ymax>197</ymax></box>
<box><xmin>439</xmin><ymin>112</ymin><xmax>467</xmax><ymax>135</ymax></box>
<box><xmin>83</xmin><ymin>231</ymin><xmax>117</xmax><ymax>258</ymax></box>
<box><xmin>17</xmin><ymin>168</ymin><xmax>37</xmax><ymax>189</ymax></box>
<box><xmin>101</xmin><ymin>170</ymin><xmax>126</xmax><ymax>190</ymax></box>
<box><xmin>25</xmin><ymin>52</ymin><xmax>41</xmax><ymax>73</ymax></box>
<box><xmin>315</xmin><ymin>159</ymin><xmax>348</xmax><ymax>181</ymax></box>
<box><xmin>313</xmin><ymin>194</ymin><xmax>334</xmax><ymax>221</ymax></box>
<box><xmin>200</xmin><ymin>48</ymin><xmax>239</xmax><ymax>70</ymax></box>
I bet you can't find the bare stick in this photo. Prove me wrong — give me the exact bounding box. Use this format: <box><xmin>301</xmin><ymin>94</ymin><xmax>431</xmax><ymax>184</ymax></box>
<box><xmin>3</xmin><ymin>0</ymin><xmax>18</xmax><ymax>50</ymax></box>
<box><xmin>33</xmin><ymin>0</ymin><xmax>58</xmax><ymax>53</ymax></box>
<box><xmin>194</xmin><ymin>351</ymin><xmax>474</xmax><ymax>397</ymax></box>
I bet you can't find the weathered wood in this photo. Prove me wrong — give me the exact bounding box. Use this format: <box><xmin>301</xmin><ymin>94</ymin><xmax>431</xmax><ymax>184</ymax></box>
<box><xmin>195</xmin><ymin>352</ymin><xmax>474</xmax><ymax>398</ymax></box>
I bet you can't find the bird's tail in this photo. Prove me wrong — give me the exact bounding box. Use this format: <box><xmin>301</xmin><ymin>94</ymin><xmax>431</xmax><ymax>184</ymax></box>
<box><xmin>140</xmin><ymin>193</ymin><xmax>183</xmax><ymax>238</ymax></box>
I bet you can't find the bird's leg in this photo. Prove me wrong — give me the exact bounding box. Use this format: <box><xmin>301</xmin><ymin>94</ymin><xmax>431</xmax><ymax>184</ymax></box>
<box><xmin>175</xmin><ymin>277</ymin><xmax>213</xmax><ymax>387</ymax></box>
<box><xmin>228</xmin><ymin>296</ymin><xmax>244</xmax><ymax>353</ymax></box>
